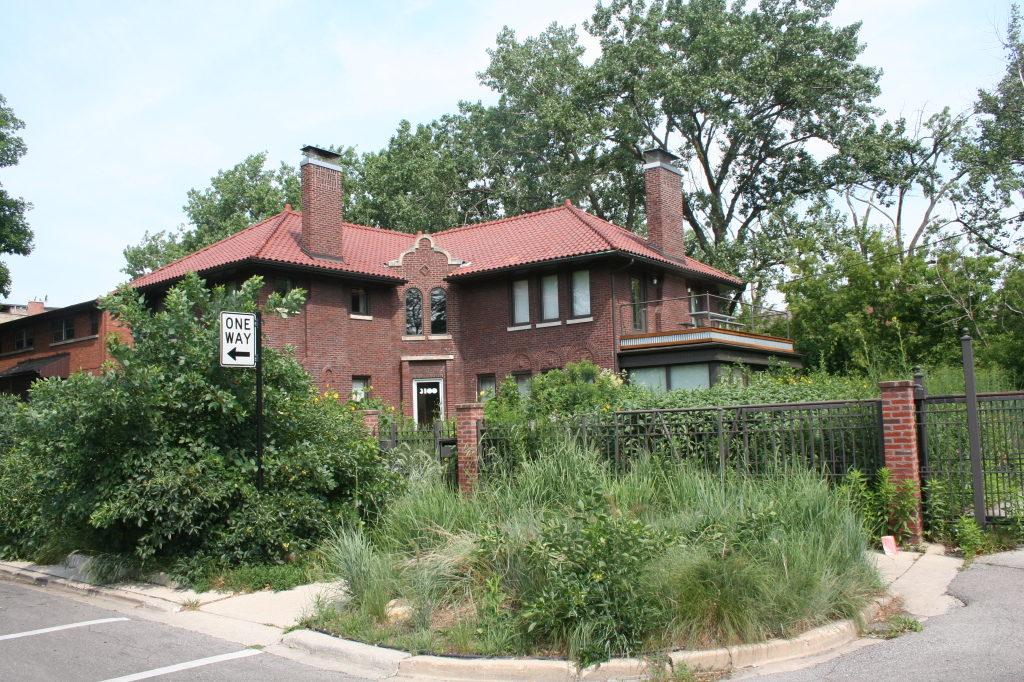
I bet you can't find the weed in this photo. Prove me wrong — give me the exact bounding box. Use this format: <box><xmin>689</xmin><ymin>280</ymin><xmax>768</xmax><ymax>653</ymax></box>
<box><xmin>880</xmin><ymin>614</ymin><xmax>922</xmax><ymax>639</ymax></box>
<box><xmin>178</xmin><ymin>597</ymin><xmax>201</xmax><ymax>611</ymax></box>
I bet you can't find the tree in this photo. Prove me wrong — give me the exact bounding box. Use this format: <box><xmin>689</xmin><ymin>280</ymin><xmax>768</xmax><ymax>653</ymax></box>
<box><xmin>586</xmin><ymin>0</ymin><xmax>881</xmax><ymax>291</ymax></box>
<box><xmin>0</xmin><ymin>273</ymin><xmax>398</xmax><ymax>567</ymax></box>
<box><xmin>122</xmin><ymin>152</ymin><xmax>300</xmax><ymax>279</ymax></box>
<box><xmin>0</xmin><ymin>94</ymin><xmax>33</xmax><ymax>298</ymax></box>
<box><xmin>957</xmin><ymin>5</ymin><xmax>1024</xmax><ymax>261</ymax></box>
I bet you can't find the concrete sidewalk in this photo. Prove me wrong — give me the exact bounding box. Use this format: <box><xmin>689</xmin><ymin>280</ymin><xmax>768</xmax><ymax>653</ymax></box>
<box><xmin>0</xmin><ymin>544</ymin><xmax>964</xmax><ymax>681</ymax></box>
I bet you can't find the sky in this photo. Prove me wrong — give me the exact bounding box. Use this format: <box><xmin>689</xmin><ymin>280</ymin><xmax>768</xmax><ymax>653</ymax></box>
<box><xmin>0</xmin><ymin>0</ymin><xmax>1017</xmax><ymax>306</ymax></box>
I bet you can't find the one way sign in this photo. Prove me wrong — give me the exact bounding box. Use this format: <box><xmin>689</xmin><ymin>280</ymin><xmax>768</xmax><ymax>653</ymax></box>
<box><xmin>219</xmin><ymin>311</ymin><xmax>257</xmax><ymax>367</ymax></box>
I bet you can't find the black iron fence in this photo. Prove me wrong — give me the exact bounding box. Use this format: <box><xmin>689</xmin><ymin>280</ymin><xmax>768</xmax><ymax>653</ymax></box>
<box><xmin>378</xmin><ymin>420</ymin><xmax>458</xmax><ymax>458</ymax></box>
<box><xmin>480</xmin><ymin>399</ymin><xmax>883</xmax><ymax>480</ymax></box>
<box><xmin>919</xmin><ymin>392</ymin><xmax>1024</xmax><ymax>524</ymax></box>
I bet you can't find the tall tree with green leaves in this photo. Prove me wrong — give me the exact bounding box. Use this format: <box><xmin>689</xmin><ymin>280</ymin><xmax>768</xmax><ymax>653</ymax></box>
<box><xmin>958</xmin><ymin>4</ymin><xmax>1024</xmax><ymax>261</ymax></box>
<box><xmin>0</xmin><ymin>94</ymin><xmax>33</xmax><ymax>298</ymax></box>
<box><xmin>122</xmin><ymin>152</ymin><xmax>300</xmax><ymax>280</ymax></box>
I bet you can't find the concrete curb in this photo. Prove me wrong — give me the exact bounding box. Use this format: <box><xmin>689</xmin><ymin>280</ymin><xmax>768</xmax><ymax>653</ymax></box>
<box><xmin>276</xmin><ymin>596</ymin><xmax>891</xmax><ymax>681</ymax></box>
<box><xmin>0</xmin><ymin>562</ymin><xmax>180</xmax><ymax>612</ymax></box>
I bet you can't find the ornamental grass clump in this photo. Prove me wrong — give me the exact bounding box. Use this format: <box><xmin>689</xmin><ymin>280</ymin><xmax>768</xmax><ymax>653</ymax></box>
<box><xmin>311</xmin><ymin>439</ymin><xmax>881</xmax><ymax>666</ymax></box>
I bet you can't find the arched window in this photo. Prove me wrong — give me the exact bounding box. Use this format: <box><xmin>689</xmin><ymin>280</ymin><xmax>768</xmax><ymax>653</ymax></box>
<box><xmin>405</xmin><ymin>288</ymin><xmax>423</xmax><ymax>335</ymax></box>
<box><xmin>430</xmin><ymin>288</ymin><xmax>447</xmax><ymax>335</ymax></box>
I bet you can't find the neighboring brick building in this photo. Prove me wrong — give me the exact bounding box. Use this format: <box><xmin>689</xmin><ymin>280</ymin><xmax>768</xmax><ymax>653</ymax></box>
<box><xmin>117</xmin><ymin>146</ymin><xmax>800</xmax><ymax>423</ymax></box>
<box><xmin>0</xmin><ymin>299</ymin><xmax>130</xmax><ymax>398</ymax></box>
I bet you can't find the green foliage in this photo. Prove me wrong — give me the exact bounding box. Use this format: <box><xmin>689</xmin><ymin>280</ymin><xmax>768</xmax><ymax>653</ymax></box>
<box><xmin>314</xmin><ymin>441</ymin><xmax>879</xmax><ymax>666</ymax></box>
<box><xmin>122</xmin><ymin>152</ymin><xmax>301</xmax><ymax>279</ymax></box>
<box><xmin>0</xmin><ymin>273</ymin><xmax>400</xmax><ymax>573</ymax></box>
<box><xmin>955</xmin><ymin>516</ymin><xmax>988</xmax><ymax>562</ymax></box>
<box><xmin>842</xmin><ymin>468</ymin><xmax>919</xmax><ymax>545</ymax></box>
<box><xmin>880</xmin><ymin>614</ymin><xmax>922</xmax><ymax>639</ymax></box>
<box><xmin>0</xmin><ymin>92</ymin><xmax>33</xmax><ymax>297</ymax></box>
<box><xmin>520</xmin><ymin>506</ymin><xmax>672</xmax><ymax>667</ymax></box>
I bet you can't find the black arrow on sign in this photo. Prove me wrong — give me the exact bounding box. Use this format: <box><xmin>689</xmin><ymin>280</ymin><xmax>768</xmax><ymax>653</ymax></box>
<box><xmin>227</xmin><ymin>347</ymin><xmax>251</xmax><ymax>361</ymax></box>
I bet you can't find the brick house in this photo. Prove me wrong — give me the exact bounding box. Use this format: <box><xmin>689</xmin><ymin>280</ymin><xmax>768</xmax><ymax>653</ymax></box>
<box><xmin>120</xmin><ymin>146</ymin><xmax>800</xmax><ymax>422</ymax></box>
<box><xmin>0</xmin><ymin>299</ymin><xmax>130</xmax><ymax>398</ymax></box>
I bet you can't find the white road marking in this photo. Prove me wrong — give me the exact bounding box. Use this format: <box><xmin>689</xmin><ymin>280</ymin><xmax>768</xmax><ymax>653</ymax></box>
<box><xmin>97</xmin><ymin>648</ymin><xmax>262</xmax><ymax>681</ymax></box>
<box><xmin>0</xmin><ymin>617</ymin><xmax>130</xmax><ymax>641</ymax></box>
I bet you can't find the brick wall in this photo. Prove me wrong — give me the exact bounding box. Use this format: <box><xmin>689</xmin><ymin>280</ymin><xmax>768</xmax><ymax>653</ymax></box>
<box><xmin>0</xmin><ymin>305</ymin><xmax>129</xmax><ymax>380</ymax></box>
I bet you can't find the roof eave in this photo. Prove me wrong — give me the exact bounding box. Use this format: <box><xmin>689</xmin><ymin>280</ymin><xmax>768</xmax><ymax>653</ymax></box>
<box><xmin>445</xmin><ymin>249</ymin><xmax>742</xmax><ymax>288</ymax></box>
<box><xmin>131</xmin><ymin>257</ymin><xmax>406</xmax><ymax>294</ymax></box>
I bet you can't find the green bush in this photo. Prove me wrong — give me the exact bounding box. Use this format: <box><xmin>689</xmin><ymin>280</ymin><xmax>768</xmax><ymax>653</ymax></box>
<box><xmin>842</xmin><ymin>468</ymin><xmax>920</xmax><ymax>545</ymax></box>
<box><xmin>0</xmin><ymin>273</ymin><xmax>400</xmax><ymax>577</ymax></box>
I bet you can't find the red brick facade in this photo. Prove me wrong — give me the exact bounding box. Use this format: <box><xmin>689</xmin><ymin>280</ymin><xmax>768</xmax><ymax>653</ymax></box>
<box><xmin>0</xmin><ymin>302</ymin><xmax>131</xmax><ymax>396</ymax></box>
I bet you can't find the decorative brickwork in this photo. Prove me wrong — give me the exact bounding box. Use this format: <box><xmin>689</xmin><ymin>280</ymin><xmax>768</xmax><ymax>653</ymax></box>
<box><xmin>455</xmin><ymin>403</ymin><xmax>484</xmax><ymax>493</ymax></box>
<box><xmin>879</xmin><ymin>380</ymin><xmax>924</xmax><ymax>540</ymax></box>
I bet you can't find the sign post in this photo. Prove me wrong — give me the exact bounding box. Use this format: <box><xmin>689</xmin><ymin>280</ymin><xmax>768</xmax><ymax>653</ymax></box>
<box><xmin>219</xmin><ymin>311</ymin><xmax>264</xmax><ymax>491</ymax></box>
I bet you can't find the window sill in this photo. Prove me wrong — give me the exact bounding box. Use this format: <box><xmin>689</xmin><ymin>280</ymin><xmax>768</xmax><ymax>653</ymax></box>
<box><xmin>536</xmin><ymin>320</ymin><xmax>562</xmax><ymax>328</ymax></box>
<box><xmin>566</xmin><ymin>317</ymin><xmax>593</xmax><ymax>325</ymax></box>
<box><xmin>507</xmin><ymin>324</ymin><xmax>532</xmax><ymax>332</ymax></box>
<box><xmin>0</xmin><ymin>346</ymin><xmax>34</xmax><ymax>357</ymax></box>
<box><xmin>429</xmin><ymin>334</ymin><xmax>453</xmax><ymax>340</ymax></box>
<box><xmin>402</xmin><ymin>335</ymin><xmax>426</xmax><ymax>341</ymax></box>
<box><xmin>50</xmin><ymin>334</ymin><xmax>99</xmax><ymax>347</ymax></box>
<box><xmin>350</xmin><ymin>314</ymin><xmax>373</xmax><ymax>320</ymax></box>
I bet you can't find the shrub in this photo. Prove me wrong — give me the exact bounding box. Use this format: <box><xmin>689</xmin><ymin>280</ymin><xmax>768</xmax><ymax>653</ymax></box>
<box><xmin>315</xmin><ymin>440</ymin><xmax>879</xmax><ymax>666</ymax></box>
<box><xmin>0</xmin><ymin>273</ymin><xmax>400</xmax><ymax>575</ymax></box>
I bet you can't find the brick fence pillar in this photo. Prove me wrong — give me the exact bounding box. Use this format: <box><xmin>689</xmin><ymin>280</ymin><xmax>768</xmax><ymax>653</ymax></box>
<box><xmin>878</xmin><ymin>380</ymin><xmax>924</xmax><ymax>541</ymax></box>
<box><xmin>358</xmin><ymin>410</ymin><xmax>380</xmax><ymax>439</ymax></box>
<box><xmin>454</xmin><ymin>403</ymin><xmax>484</xmax><ymax>493</ymax></box>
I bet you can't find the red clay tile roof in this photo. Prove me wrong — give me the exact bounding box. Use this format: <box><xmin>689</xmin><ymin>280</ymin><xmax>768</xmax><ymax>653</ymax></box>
<box><xmin>130</xmin><ymin>203</ymin><xmax>742</xmax><ymax>290</ymax></box>
<box><xmin>435</xmin><ymin>204</ymin><xmax>742</xmax><ymax>286</ymax></box>
<box><xmin>130</xmin><ymin>208</ymin><xmax>410</xmax><ymax>289</ymax></box>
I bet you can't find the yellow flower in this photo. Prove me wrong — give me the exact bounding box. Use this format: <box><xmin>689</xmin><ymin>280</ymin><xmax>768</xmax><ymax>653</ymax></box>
<box><xmin>333</xmin><ymin>393</ymin><xmax>339</xmax><ymax>399</ymax></box>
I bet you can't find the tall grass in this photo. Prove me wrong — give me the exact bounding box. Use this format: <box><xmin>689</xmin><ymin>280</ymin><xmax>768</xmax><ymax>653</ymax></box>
<box><xmin>313</xmin><ymin>439</ymin><xmax>881</xmax><ymax>665</ymax></box>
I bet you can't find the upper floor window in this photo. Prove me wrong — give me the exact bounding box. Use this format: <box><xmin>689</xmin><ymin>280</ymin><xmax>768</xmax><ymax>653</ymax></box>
<box><xmin>630</xmin><ymin>276</ymin><xmax>646</xmax><ymax>331</ymax></box>
<box><xmin>90</xmin><ymin>310</ymin><xmax>100</xmax><ymax>336</ymax></box>
<box><xmin>14</xmin><ymin>327</ymin><xmax>33</xmax><ymax>350</ymax></box>
<box><xmin>541</xmin><ymin>275</ymin><xmax>559</xmax><ymax>320</ymax></box>
<box><xmin>511</xmin><ymin>279</ymin><xmax>529</xmax><ymax>325</ymax></box>
<box><xmin>275</xmin><ymin>276</ymin><xmax>297</xmax><ymax>295</ymax></box>
<box><xmin>405</xmin><ymin>288</ymin><xmax>423</xmax><ymax>335</ymax></box>
<box><xmin>571</xmin><ymin>270</ymin><xmax>591</xmax><ymax>317</ymax></box>
<box><xmin>53</xmin><ymin>317</ymin><xmax>75</xmax><ymax>343</ymax></box>
<box><xmin>430</xmin><ymin>288</ymin><xmax>447</xmax><ymax>335</ymax></box>
<box><xmin>351</xmin><ymin>286</ymin><xmax>368</xmax><ymax>315</ymax></box>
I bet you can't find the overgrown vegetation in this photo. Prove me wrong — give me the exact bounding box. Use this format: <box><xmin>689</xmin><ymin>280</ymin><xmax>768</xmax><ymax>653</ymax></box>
<box><xmin>0</xmin><ymin>274</ymin><xmax>400</xmax><ymax>585</ymax></box>
<box><xmin>305</xmin><ymin>440</ymin><xmax>880</xmax><ymax>667</ymax></box>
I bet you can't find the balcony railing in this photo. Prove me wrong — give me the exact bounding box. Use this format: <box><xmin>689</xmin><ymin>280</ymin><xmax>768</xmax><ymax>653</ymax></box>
<box><xmin>618</xmin><ymin>293</ymin><xmax>791</xmax><ymax>339</ymax></box>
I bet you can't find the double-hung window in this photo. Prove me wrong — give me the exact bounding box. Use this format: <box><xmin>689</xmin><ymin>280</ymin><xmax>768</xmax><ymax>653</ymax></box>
<box><xmin>511</xmin><ymin>279</ymin><xmax>530</xmax><ymax>325</ymax></box>
<box><xmin>571</xmin><ymin>270</ymin><xmax>590</xmax><ymax>317</ymax></box>
<box><xmin>52</xmin><ymin>317</ymin><xmax>75</xmax><ymax>343</ymax></box>
<box><xmin>541</xmin><ymin>275</ymin><xmax>559</xmax><ymax>320</ymax></box>
<box><xmin>14</xmin><ymin>327</ymin><xmax>33</xmax><ymax>350</ymax></box>
<box><xmin>351</xmin><ymin>376</ymin><xmax>370</xmax><ymax>401</ymax></box>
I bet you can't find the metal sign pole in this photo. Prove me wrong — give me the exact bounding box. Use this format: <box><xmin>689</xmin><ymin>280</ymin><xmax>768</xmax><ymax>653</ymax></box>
<box><xmin>962</xmin><ymin>328</ymin><xmax>985</xmax><ymax>527</ymax></box>
<box><xmin>256</xmin><ymin>312</ymin><xmax>264</xmax><ymax>492</ymax></box>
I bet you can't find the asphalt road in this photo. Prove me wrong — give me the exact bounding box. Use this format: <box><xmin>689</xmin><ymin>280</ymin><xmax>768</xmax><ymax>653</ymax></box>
<box><xmin>0</xmin><ymin>579</ymin><xmax>366</xmax><ymax>681</ymax></box>
<box><xmin>749</xmin><ymin>551</ymin><xmax>1024</xmax><ymax>682</ymax></box>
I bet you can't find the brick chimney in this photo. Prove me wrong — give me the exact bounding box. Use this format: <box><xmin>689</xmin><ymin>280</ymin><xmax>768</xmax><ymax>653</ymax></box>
<box><xmin>300</xmin><ymin>145</ymin><xmax>345</xmax><ymax>261</ymax></box>
<box><xmin>27</xmin><ymin>300</ymin><xmax>45</xmax><ymax>315</ymax></box>
<box><xmin>643</xmin><ymin>148</ymin><xmax>685</xmax><ymax>261</ymax></box>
